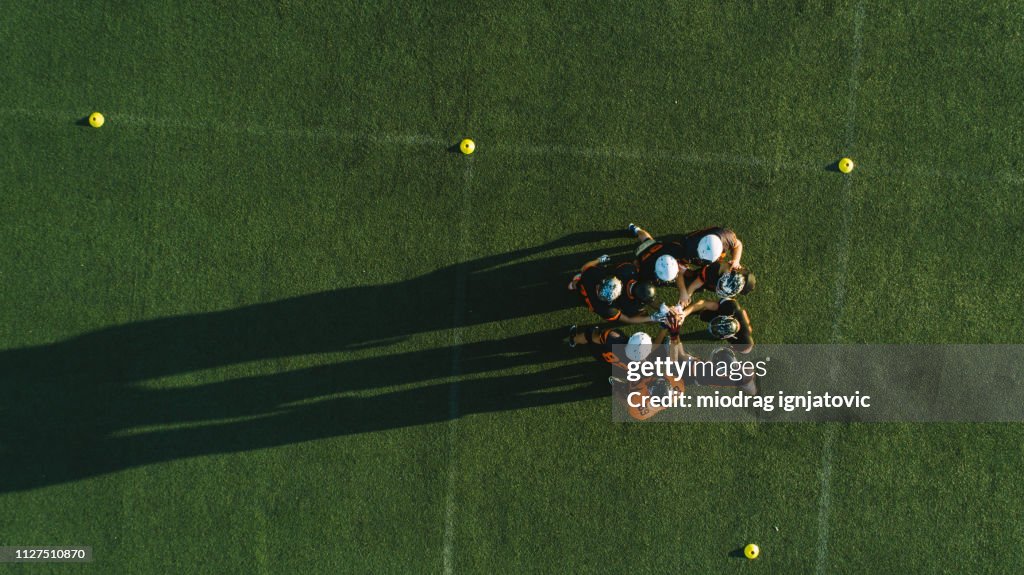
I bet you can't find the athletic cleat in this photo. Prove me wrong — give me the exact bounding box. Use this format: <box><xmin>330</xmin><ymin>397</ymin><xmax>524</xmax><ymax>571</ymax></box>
<box><xmin>567</xmin><ymin>273</ymin><xmax>582</xmax><ymax>290</ymax></box>
<box><xmin>597</xmin><ymin>254</ymin><xmax>611</xmax><ymax>264</ymax></box>
<box><xmin>628</xmin><ymin>223</ymin><xmax>640</xmax><ymax>237</ymax></box>
<box><xmin>568</xmin><ymin>324</ymin><xmax>578</xmax><ymax>348</ymax></box>
<box><xmin>609</xmin><ymin>376</ymin><xmax>625</xmax><ymax>386</ymax></box>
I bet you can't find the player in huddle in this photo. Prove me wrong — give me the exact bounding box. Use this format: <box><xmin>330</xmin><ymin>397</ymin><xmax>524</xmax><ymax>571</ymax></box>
<box><xmin>568</xmin><ymin>254</ymin><xmax>658</xmax><ymax>323</ymax></box>
<box><xmin>627</xmin><ymin>223</ymin><xmax>746</xmax><ymax>308</ymax></box>
<box><xmin>679</xmin><ymin>260</ymin><xmax>757</xmax><ymax>305</ymax></box>
<box><xmin>671</xmin><ymin>226</ymin><xmax>745</xmax><ymax>270</ymax></box>
<box><xmin>679</xmin><ymin>297</ymin><xmax>754</xmax><ymax>353</ymax></box>
<box><xmin>626</xmin><ymin>224</ymin><xmax>688</xmax><ymax>300</ymax></box>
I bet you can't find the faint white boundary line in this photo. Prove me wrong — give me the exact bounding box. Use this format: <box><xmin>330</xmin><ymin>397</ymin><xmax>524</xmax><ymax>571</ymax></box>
<box><xmin>0</xmin><ymin>107</ymin><xmax>447</xmax><ymax>147</ymax></box>
<box><xmin>3</xmin><ymin>107</ymin><xmax>1020</xmax><ymax>184</ymax></box>
<box><xmin>870</xmin><ymin>164</ymin><xmax>1024</xmax><ymax>186</ymax></box>
<box><xmin>496</xmin><ymin>141</ymin><xmax>812</xmax><ymax>173</ymax></box>
<box><xmin>830</xmin><ymin>2</ymin><xmax>863</xmax><ymax>339</ymax></box>
<box><xmin>443</xmin><ymin>161</ymin><xmax>473</xmax><ymax>575</ymax></box>
<box><xmin>817</xmin><ymin>5</ymin><xmax>864</xmax><ymax>575</ymax></box>
<box><xmin>815</xmin><ymin>429</ymin><xmax>836</xmax><ymax>572</ymax></box>
<box><xmin>114</xmin><ymin>111</ymin><xmax>450</xmax><ymax>147</ymax></box>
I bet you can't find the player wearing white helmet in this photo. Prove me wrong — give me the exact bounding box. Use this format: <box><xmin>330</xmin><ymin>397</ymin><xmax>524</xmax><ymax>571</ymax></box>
<box><xmin>675</xmin><ymin>227</ymin><xmax>744</xmax><ymax>270</ymax></box>
<box><xmin>627</xmin><ymin>223</ymin><xmax>691</xmax><ymax>307</ymax></box>
<box><xmin>568</xmin><ymin>318</ymin><xmax>676</xmax><ymax>365</ymax></box>
<box><xmin>624</xmin><ymin>332</ymin><xmax>653</xmax><ymax>362</ymax></box>
<box><xmin>569</xmin><ymin>311</ymin><xmax>686</xmax><ymax>403</ymax></box>
<box><xmin>624</xmin><ymin>308</ymin><xmax>686</xmax><ymax>362</ymax></box>
<box><xmin>609</xmin><ymin>311</ymin><xmax>689</xmax><ymax>419</ymax></box>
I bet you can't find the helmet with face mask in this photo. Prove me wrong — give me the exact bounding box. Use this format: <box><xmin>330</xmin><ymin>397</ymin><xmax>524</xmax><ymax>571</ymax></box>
<box><xmin>716</xmin><ymin>270</ymin><xmax>746</xmax><ymax>299</ymax></box>
<box><xmin>708</xmin><ymin>315</ymin><xmax>740</xmax><ymax>339</ymax></box>
<box><xmin>597</xmin><ymin>277</ymin><xmax>622</xmax><ymax>303</ymax></box>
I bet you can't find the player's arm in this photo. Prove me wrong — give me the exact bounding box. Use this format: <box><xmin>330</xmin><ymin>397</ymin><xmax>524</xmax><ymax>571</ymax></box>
<box><xmin>663</xmin><ymin>310</ymin><xmax>691</xmax><ymax>362</ymax></box>
<box><xmin>632</xmin><ymin>225</ymin><xmax>654</xmax><ymax>243</ymax></box>
<box><xmin>682</xmin><ymin>299</ymin><xmax>719</xmax><ymax>317</ymax></box>
<box><xmin>580</xmin><ymin>254</ymin><xmax>612</xmax><ymax>272</ymax></box>
<box><xmin>730</xmin><ymin>239</ymin><xmax>743</xmax><ymax>269</ymax></box>
<box><xmin>675</xmin><ymin>271</ymin><xmax>691</xmax><ymax>306</ymax></box>
<box><xmin>723</xmin><ymin>229</ymin><xmax>743</xmax><ymax>269</ymax></box>
<box><xmin>736</xmin><ymin>308</ymin><xmax>754</xmax><ymax>351</ymax></box>
<box><xmin>739</xmin><ymin>308</ymin><xmax>752</xmax><ymax>333</ymax></box>
<box><xmin>667</xmin><ymin>338</ymin><xmax>690</xmax><ymax>364</ymax></box>
<box><xmin>681</xmin><ymin>274</ymin><xmax>704</xmax><ymax>306</ymax></box>
<box><xmin>617</xmin><ymin>302</ymin><xmax>673</xmax><ymax>324</ymax></box>
<box><xmin>618</xmin><ymin>313</ymin><xmax>651</xmax><ymax>324</ymax></box>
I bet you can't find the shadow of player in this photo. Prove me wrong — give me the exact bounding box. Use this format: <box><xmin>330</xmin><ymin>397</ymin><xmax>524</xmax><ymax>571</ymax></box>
<box><xmin>0</xmin><ymin>232</ymin><xmax>629</xmax><ymax>492</ymax></box>
<box><xmin>0</xmin><ymin>329</ymin><xmax>608</xmax><ymax>492</ymax></box>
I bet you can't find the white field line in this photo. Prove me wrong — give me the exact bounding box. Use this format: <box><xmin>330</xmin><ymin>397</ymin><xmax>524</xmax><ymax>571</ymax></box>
<box><xmin>2</xmin><ymin>106</ymin><xmax>1021</xmax><ymax>185</ymax></box>
<box><xmin>0</xmin><ymin>107</ymin><xmax>447</xmax><ymax>147</ymax></box>
<box><xmin>443</xmin><ymin>161</ymin><xmax>473</xmax><ymax>575</ymax></box>
<box><xmin>112</xmin><ymin>111</ymin><xmax>450</xmax><ymax>147</ymax></box>
<box><xmin>494</xmin><ymin>141</ymin><xmax>809</xmax><ymax>172</ymax></box>
<box><xmin>815</xmin><ymin>428</ymin><xmax>837</xmax><ymax>573</ymax></box>
<box><xmin>830</xmin><ymin>1</ymin><xmax>864</xmax><ymax>341</ymax></box>
<box><xmin>817</xmin><ymin>4</ymin><xmax>864</xmax><ymax>575</ymax></box>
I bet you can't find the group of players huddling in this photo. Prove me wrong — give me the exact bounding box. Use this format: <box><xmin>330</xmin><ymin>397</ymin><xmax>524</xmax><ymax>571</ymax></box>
<box><xmin>567</xmin><ymin>223</ymin><xmax>757</xmax><ymax>400</ymax></box>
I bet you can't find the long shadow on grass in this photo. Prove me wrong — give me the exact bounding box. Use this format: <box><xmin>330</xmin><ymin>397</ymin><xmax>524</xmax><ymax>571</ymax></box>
<box><xmin>1</xmin><ymin>231</ymin><xmax>623</xmax><ymax>382</ymax></box>
<box><xmin>0</xmin><ymin>232</ymin><xmax>628</xmax><ymax>492</ymax></box>
<box><xmin>0</xmin><ymin>329</ymin><xmax>608</xmax><ymax>492</ymax></box>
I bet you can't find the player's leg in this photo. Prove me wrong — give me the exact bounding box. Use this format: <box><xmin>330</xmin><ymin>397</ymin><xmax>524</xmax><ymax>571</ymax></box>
<box><xmin>583</xmin><ymin>325</ymin><xmax>604</xmax><ymax>345</ymax></box>
<box><xmin>568</xmin><ymin>324</ymin><xmax>605</xmax><ymax>348</ymax></box>
<box><xmin>629</xmin><ymin>223</ymin><xmax>658</xmax><ymax>261</ymax></box>
<box><xmin>567</xmin><ymin>273</ymin><xmax>582</xmax><ymax>290</ymax></box>
<box><xmin>570</xmin><ymin>325</ymin><xmax>619</xmax><ymax>385</ymax></box>
<box><xmin>628</xmin><ymin>223</ymin><xmax>654</xmax><ymax>243</ymax></box>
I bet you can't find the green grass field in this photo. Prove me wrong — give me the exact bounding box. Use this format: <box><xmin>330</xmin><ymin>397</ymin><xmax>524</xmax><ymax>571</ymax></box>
<box><xmin>3</xmin><ymin>1</ymin><xmax>1024</xmax><ymax>572</ymax></box>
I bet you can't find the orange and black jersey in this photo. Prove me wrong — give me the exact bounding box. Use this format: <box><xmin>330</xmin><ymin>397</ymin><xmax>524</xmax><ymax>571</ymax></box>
<box><xmin>612</xmin><ymin>262</ymin><xmax>649</xmax><ymax>317</ymax></box>
<box><xmin>578</xmin><ymin>263</ymin><xmax>621</xmax><ymax>321</ymax></box>
<box><xmin>578</xmin><ymin>262</ymin><xmax>646</xmax><ymax>321</ymax></box>
<box><xmin>694</xmin><ymin>261</ymin><xmax>728</xmax><ymax>293</ymax></box>
<box><xmin>636</xmin><ymin>241</ymin><xmax>688</xmax><ymax>285</ymax></box>
<box><xmin>589</xmin><ymin>327</ymin><xmax>629</xmax><ymax>369</ymax></box>
<box><xmin>698</xmin><ymin>298</ymin><xmax>753</xmax><ymax>345</ymax></box>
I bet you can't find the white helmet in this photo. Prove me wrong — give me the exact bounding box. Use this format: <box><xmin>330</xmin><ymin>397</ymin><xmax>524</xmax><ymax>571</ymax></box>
<box><xmin>597</xmin><ymin>277</ymin><xmax>622</xmax><ymax>303</ymax></box>
<box><xmin>625</xmin><ymin>332</ymin><xmax>653</xmax><ymax>361</ymax></box>
<box><xmin>697</xmin><ymin>234</ymin><xmax>724</xmax><ymax>263</ymax></box>
<box><xmin>654</xmin><ymin>255</ymin><xmax>679</xmax><ymax>281</ymax></box>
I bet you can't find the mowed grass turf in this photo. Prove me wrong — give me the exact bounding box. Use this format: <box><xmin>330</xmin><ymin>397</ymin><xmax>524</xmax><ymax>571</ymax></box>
<box><xmin>1</xmin><ymin>1</ymin><xmax>1023</xmax><ymax>573</ymax></box>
